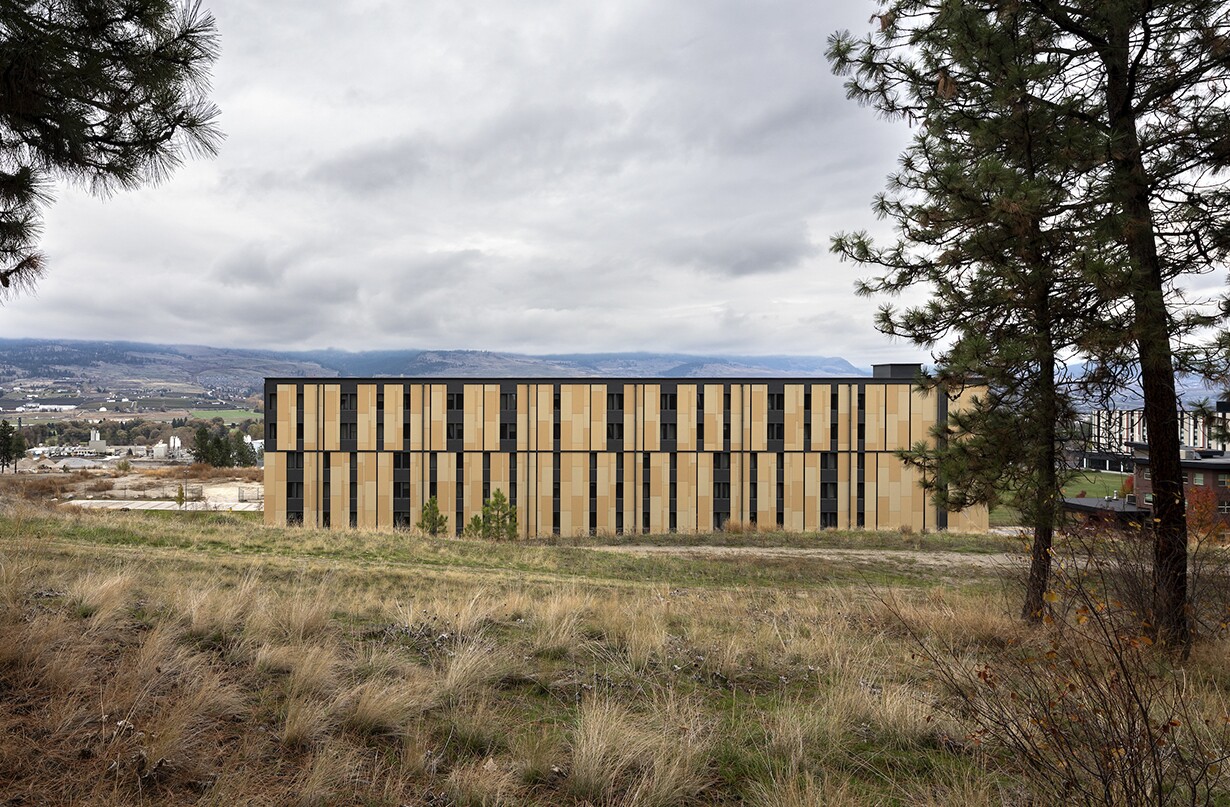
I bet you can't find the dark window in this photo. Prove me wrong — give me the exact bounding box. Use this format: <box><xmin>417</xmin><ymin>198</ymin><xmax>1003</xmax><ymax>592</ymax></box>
<box><xmin>723</xmin><ymin>391</ymin><xmax>731</xmax><ymax>410</ymax></box>
<box><xmin>714</xmin><ymin>453</ymin><xmax>730</xmax><ymax>470</ymax></box>
<box><xmin>697</xmin><ymin>423</ymin><xmax>704</xmax><ymax>441</ymax></box>
<box><xmin>500</xmin><ymin>392</ymin><xmax>516</xmax><ymax>410</ymax></box>
<box><xmin>394</xmin><ymin>452</ymin><xmax>409</xmax><ymax>470</ymax></box>
<box><xmin>660</xmin><ymin>423</ymin><xmax>677</xmax><ymax>441</ymax></box>
<box><xmin>268</xmin><ymin>392</ymin><xmax>277</xmax><ymax>412</ymax></box>
<box><xmin>768</xmin><ymin>392</ymin><xmax>785</xmax><ymax>411</ymax></box>
<box><xmin>376</xmin><ymin>392</ymin><xmax>384</xmax><ymax>409</ymax></box>
<box><xmin>767</xmin><ymin>423</ymin><xmax>784</xmax><ymax>441</ymax></box>
<box><xmin>394</xmin><ymin>481</ymin><xmax>410</xmax><ymax>499</ymax></box>
<box><xmin>553</xmin><ymin>422</ymin><xmax>561</xmax><ymax>441</ymax></box>
<box><xmin>607</xmin><ymin>392</ymin><xmax>624</xmax><ymax>410</ymax></box>
<box><xmin>340</xmin><ymin>392</ymin><xmax>357</xmax><ymax>411</ymax></box>
<box><xmin>287</xmin><ymin>481</ymin><xmax>303</xmax><ymax>499</ymax></box>
<box><xmin>723</xmin><ymin>422</ymin><xmax>731</xmax><ymax>440</ymax></box>
<box><xmin>340</xmin><ymin>422</ymin><xmax>357</xmax><ymax>441</ymax></box>
<box><xmin>804</xmin><ymin>391</ymin><xmax>811</xmax><ymax>410</ymax></box>
<box><xmin>660</xmin><ymin>393</ymin><xmax>677</xmax><ymax>411</ymax></box>
<box><xmin>288</xmin><ymin>453</ymin><xmax>304</xmax><ymax>470</ymax></box>
<box><xmin>803</xmin><ymin>423</ymin><xmax>811</xmax><ymax>442</ymax></box>
<box><xmin>607</xmin><ymin>422</ymin><xmax>624</xmax><ymax>440</ymax></box>
<box><xmin>296</xmin><ymin>392</ymin><xmax>304</xmax><ymax>410</ymax></box>
<box><xmin>296</xmin><ymin>422</ymin><xmax>304</xmax><ymax>441</ymax></box>
<box><xmin>857</xmin><ymin>422</ymin><xmax>865</xmax><ymax>442</ymax></box>
<box><xmin>714</xmin><ymin>481</ymin><xmax>730</xmax><ymax>498</ymax></box>
<box><xmin>447</xmin><ymin>423</ymin><xmax>463</xmax><ymax>440</ymax></box>
<box><xmin>376</xmin><ymin>424</ymin><xmax>384</xmax><ymax>444</ymax></box>
<box><xmin>822</xmin><ymin>482</ymin><xmax>837</xmax><ymax>499</ymax></box>
<box><xmin>500</xmin><ymin>422</ymin><xmax>517</xmax><ymax>440</ymax></box>
<box><xmin>447</xmin><ymin>392</ymin><xmax>464</xmax><ymax>410</ymax></box>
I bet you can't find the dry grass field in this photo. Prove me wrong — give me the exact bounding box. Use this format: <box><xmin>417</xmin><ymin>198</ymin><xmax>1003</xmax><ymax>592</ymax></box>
<box><xmin>0</xmin><ymin>502</ymin><xmax>1227</xmax><ymax>805</ymax></box>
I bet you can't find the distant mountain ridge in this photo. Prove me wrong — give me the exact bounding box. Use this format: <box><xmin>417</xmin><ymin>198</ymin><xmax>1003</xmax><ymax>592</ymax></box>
<box><xmin>0</xmin><ymin>338</ymin><xmax>868</xmax><ymax>393</ymax></box>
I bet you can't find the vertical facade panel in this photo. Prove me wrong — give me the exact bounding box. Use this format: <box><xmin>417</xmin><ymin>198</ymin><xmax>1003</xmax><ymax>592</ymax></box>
<box><xmin>537</xmin><ymin>452</ymin><xmax>553</xmax><ymax>535</ymax></box>
<box><xmin>409</xmin><ymin>386</ymin><xmax>424</xmax><ymax>451</ymax></box>
<box><xmin>356</xmin><ymin>452</ymin><xmax>377</xmax><ymax>529</ymax></box>
<box><xmin>491</xmin><ymin>452</ymin><xmax>510</xmax><ymax>500</ymax></box>
<box><xmin>784</xmin><ymin>384</ymin><xmax>804</xmax><ymax>451</ymax></box>
<box><xmin>302</xmin><ymin>384</ymin><xmax>319</xmax><ymax>452</ymax></box>
<box><xmin>804</xmin><ymin>453</ymin><xmax>820</xmax><ymax>531</ymax></box>
<box><xmin>864</xmin><ymin>384</ymin><xmax>886</xmax><ymax>452</ymax></box>
<box><xmin>384</xmin><ymin>383</ymin><xmax>404</xmax><ymax>450</ymax></box>
<box><xmin>704</xmin><ymin>384</ymin><xmax>723</xmax><ymax>452</ymax></box>
<box><xmin>264</xmin><ymin>452</ymin><xmax>284</xmax><ymax>525</ymax></box>
<box><xmin>277</xmin><ymin>384</ymin><xmax>297</xmax><ymax>451</ymax></box>
<box><xmin>464</xmin><ymin>453</ymin><xmax>483</xmax><ymax>526</ymax></box>
<box><xmin>409</xmin><ymin>453</ymin><xmax>424</xmax><ymax>527</ymax></box>
<box><xmin>783</xmin><ymin>453</ymin><xmax>804</xmax><ymax>532</ymax></box>
<box><xmin>484</xmin><ymin>385</ymin><xmax>500</xmax><ymax>452</ymax></box>
<box><xmin>677</xmin><ymin>384</ymin><xmax>697</xmax><ymax>452</ymax></box>
<box><xmin>590</xmin><ymin>386</ymin><xmax>607</xmax><ymax>451</ymax></box>
<box><xmin>730</xmin><ymin>385</ymin><xmax>744</xmax><ymax>451</ymax></box>
<box><xmin>357</xmin><ymin>384</ymin><xmax>378</xmax><ymax>452</ymax></box>
<box><xmin>464</xmin><ymin>384</ymin><xmax>482</xmax><ymax>452</ymax></box>
<box><xmin>624</xmin><ymin>385</ymin><xmax>637</xmax><ymax>453</ymax></box>
<box><xmin>436</xmin><ymin>452</ymin><xmax>456</xmax><ymax>533</ymax></box>
<box><xmin>323</xmin><ymin>385</ymin><xmax>341</xmax><ymax>451</ymax></box>
<box><xmin>378</xmin><ymin>451</ymin><xmax>393</xmax><ymax>528</ymax></box>
<box><xmin>330</xmin><ymin>452</ymin><xmax>349</xmax><ymax>525</ymax></box>
<box><xmin>596</xmin><ymin>452</ymin><xmax>615</xmax><ymax>533</ymax></box>
<box><xmin>304</xmin><ymin>451</ymin><xmax>319</xmax><ymax>526</ymax></box>
<box><xmin>429</xmin><ymin>385</ymin><xmax>446</xmax><ymax>451</ymax></box>
<box><xmin>677</xmin><ymin>452</ymin><xmax>697</xmax><ymax>532</ymax></box>
<box><xmin>757</xmin><ymin>452</ymin><xmax>776</xmax><ymax>528</ymax></box>
<box><xmin>649</xmin><ymin>453</ymin><xmax>669</xmax><ymax>533</ymax></box>
<box><xmin>750</xmin><ymin>385</ymin><xmax>768</xmax><ymax>452</ymax></box>
<box><xmin>696</xmin><ymin>451</ymin><xmax>713</xmax><ymax>533</ymax></box>
<box><xmin>811</xmin><ymin>383</ymin><xmax>830</xmax><ymax>448</ymax></box>
<box><xmin>517</xmin><ymin>384</ymin><xmax>530</xmax><ymax>453</ymax></box>
<box><xmin>643</xmin><ymin>384</ymin><xmax>661</xmax><ymax>452</ymax></box>
<box><xmin>837</xmin><ymin>385</ymin><xmax>851</xmax><ymax>452</ymax></box>
<box><xmin>536</xmin><ymin>385</ymin><xmax>554</xmax><ymax>452</ymax></box>
<box><xmin>910</xmin><ymin>386</ymin><xmax>931</xmax><ymax>454</ymax></box>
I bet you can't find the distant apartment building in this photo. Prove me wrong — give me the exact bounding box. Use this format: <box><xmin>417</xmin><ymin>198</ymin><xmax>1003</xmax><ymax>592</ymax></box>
<box><xmin>261</xmin><ymin>366</ymin><xmax>988</xmax><ymax>537</ymax></box>
<box><xmin>1131</xmin><ymin>443</ymin><xmax>1230</xmax><ymax>534</ymax></box>
<box><xmin>1079</xmin><ymin>405</ymin><xmax>1229</xmax><ymax>470</ymax></box>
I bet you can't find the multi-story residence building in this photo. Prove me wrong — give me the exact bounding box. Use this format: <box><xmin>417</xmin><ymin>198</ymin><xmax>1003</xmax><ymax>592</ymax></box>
<box><xmin>1081</xmin><ymin>406</ymin><xmax>1229</xmax><ymax>458</ymax></box>
<box><xmin>262</xmin><ymin>365</ymin><xmax>988</xmax><ymax>537</ymax></box>
<box><xmin>1131</xmin><ymin>443</ymin><xmax>1230</xmax><ymax>534</ymax></box>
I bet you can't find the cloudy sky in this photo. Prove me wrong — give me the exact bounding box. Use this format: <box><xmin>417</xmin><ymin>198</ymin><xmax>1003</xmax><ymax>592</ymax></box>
<box><xmin>1</xmin><ymin>1</ymin><xmax>924</xmax><ymax>365</ymax></box>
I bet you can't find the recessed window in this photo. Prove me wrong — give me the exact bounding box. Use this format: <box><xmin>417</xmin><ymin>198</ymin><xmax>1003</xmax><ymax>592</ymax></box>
<box><xmin>340</xmin><ymin>423</ymin><xmax>357</xmax><ymax>441</ymax></box>
<box><xmin>447</xmin><ymin>392</ymin><xmax>464</xmax><ymax>411</ymax></box>
<box><xmin>500</xmin><ymin>392</ymin><xmax>516</xmax><ymax>410</ymax></box>
<box><xmin>500</xmin><ymin>423</ymin><xmax>517</xmax><ymax>440</ymax></box>
<box><xmin>767</xmin><ymin>423</ymin><xmax>784</xmax><ymax>441</ymax></box>
<box><xmin>1194</xmin><ymin>472</ymin><xmax>1205</xmax><ymax>486</ymax></box>
<box><xmin>340</xmin><ymin>392</ymin><xmax>357</xmax><ymax>411</ymax></box>
<box><xmin>447</xmin><ymin>423</ymin><xmax>463</xmax><ymax>440</ymax></box>
<box><xmin>1219</xmin><ymin>474</ymin><xmax>1229</xmax><ymax>488</ymax></box>
<box><xmin>607</xmin><ymin>392</ymin><xmax>624</xmax><ymax>410</ymax></box>
<box><xmin>606</xmin><ymin>422</ymin><xmax>624</xmax><ymax>441</ymax></box>
<box><xmin>768</xmin><ymin>392</ymin><xmax>785</xmax><ymax>411</ymax></box>
<box><xmin>660</xmin><ymin>423</ymin><xmax>677</xmax><ymax>441</ymax></box>
<box><xmin>660</xmin><ymin>392</ymin><xmax>677</xmax><ymax>411</ymax></box>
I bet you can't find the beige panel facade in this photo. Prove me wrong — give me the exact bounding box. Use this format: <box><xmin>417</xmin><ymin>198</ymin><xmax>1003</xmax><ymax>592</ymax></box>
<box><xmin>264</xmin><ymin>374</ymin><xmax>989</xmax><ymax>536</ymax></box>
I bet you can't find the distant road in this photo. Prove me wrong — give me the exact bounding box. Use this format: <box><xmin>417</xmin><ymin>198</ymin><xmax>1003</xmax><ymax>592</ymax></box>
<box><xmin>63</xmin><ymin>500</ymin><xmax>262</xmax><ymax>512</ymax></box>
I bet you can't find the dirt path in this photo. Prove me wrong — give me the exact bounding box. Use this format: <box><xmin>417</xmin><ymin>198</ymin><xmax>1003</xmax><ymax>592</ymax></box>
<box><xmin>588</xmin><ymin>543</ymin><xmax>1020</xmax><ymax>570</ymax></box>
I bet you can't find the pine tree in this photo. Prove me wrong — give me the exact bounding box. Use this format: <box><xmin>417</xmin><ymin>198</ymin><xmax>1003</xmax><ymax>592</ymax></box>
<box><xmin>0</xmin><ymin>420</ymin><xmax>13</xmax><ymax>472</ymax></box>
<box><xmin>830</xmin><ymin>1</ymin><xmax>1230</xmax><ymax>646</ymax></box>
<box><xmin>0</xmin><ymin>0</ymin><xmax>222</xmax><ymax>297</ymax></box>
<box><xmin>417</xmin><ymin>497</ymin><xmax>448</xmax><ymax>537</ymax></box>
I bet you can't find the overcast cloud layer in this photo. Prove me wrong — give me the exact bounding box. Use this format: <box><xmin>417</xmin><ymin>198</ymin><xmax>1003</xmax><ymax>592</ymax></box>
<box><xmin>0</xmin><ymin>1</ymin><xmax>927</xmax><ymax>365</ymax></box>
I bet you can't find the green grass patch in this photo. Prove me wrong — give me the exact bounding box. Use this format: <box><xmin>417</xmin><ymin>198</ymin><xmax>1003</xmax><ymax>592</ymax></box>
<box><xmin>189</xmin><ymin>408</ymin><xmax>260</xmax><ymax>422</ymax></box>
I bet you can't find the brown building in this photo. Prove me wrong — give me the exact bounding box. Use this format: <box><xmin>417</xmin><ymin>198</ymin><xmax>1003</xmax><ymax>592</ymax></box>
<box><xmin>1132</xmin><ymin>443</ymin><xmax>1230</xmax><ymax>534</ymax></box>
<box><xmin>262</xmin><ymin>365</ymin><xmax>988</xmax><ymax>537</ymax></box>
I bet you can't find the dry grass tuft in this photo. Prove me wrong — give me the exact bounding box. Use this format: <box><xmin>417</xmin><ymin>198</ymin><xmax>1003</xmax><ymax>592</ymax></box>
<box><xmin>66</xmin><ymin>569</ymin><xmax>135</xmax><ymax>623</ymax></box>
<box><xmin>338</xmin><ymin>677</ymin><xmax>432</xmax><ymax>736</ymax></box>
<box><xmin>445</xmin><ymin>757</ymin><xmax>520</xmax><ymax>807</ymax></box>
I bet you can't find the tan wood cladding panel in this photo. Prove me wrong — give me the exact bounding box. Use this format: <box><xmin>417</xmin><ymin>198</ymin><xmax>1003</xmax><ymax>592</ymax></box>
<box><xmin>536</xmin><ymin>452</ymin><xmax>553</xmax><ymax>537</ymax></box>
<box><xmin>302</xmin><ymin>384</ymin><xmax>319</xmax><ymax>451</ymax></box>
<box><xmin>703</xmin><ymin>384</ymin><xmax>723</xmax><ymax>452</ymax></box>
<box><xmin>517</xmin><ymin>385</ymin><xmax>530</xmax><ymax>453</ymax></box>
<box><xmin>384</xmin><ymin>384</ymin><xmax>404</xmax><ymax>450</ymax></box>
<box><xmin>357</xmin><ymin>385</ymin><xmax>377</xmax><ymax>451</ymax></box>
<box><xmin>561</xmin><ymin>385</ymin><xmax>589</xmax><ymax>452</ymax></box>
<box><xmin>729</xmin><ymin>385</ymin><xmax>744</xmax><ymax>451</ymax></box>
<box><xmin>757</xmin><ymin>452</ymin><xmax>776</xmax><ymax>528</ymax></box>
<box><xmin>749</xmin><ymin>385</ymin><xmax>767</xmax><ymax>452</ymax></box>
<box><xmin>677</xmin><ymin>452</ymin><xmax>697</xmax><ymax>532</ymax></box>
<box><xmin>885</xmin><ymin>384</ymin><xmax>910</xmax><ymax>451</ymax></box>
<box><xmin>837</xmin><ymin>385</ymin><xmax>851</xmax><ymax>452</ymax></box>
<box><xmin>436</xmin><ymin>452</ymin><xmax>456</xmax><ymax>533</ymax></box>
<box><xmin>595</xmin><ymin>452</ymin><xmax>616</xmax><ymax>533</ymax></box>
<box><xmin>264</xmin><ymin>452</ymin><xmax>285</xmax><ymax>525</ymax></box>
<box><xmin>590</xmin><ymin>386</ymin><xmax>607</xmax><ymax>451</ymax></box>
<box><xmin>696</xmin><ymin>452</ymin><xmax>713</xmax><ymax>533</ymax></box>
<box><xmin>783</xmin><ymin>453</ymin><xmax>803</xmax><ymax>532</ymax></box>
<box><xmin>464</xmin><ymin>453</ymin><xmax>483</xmax><ymax>526</ymax></box>
<box><xmin>378</xmin><ymin>452</ymin><xmax>393</xmax><ymax>527</ymax></box>
<box><xmin>408</xmin><ymin>386</ymin><xmax>424</xmax><ymax>451</ymax></box>
<box><xmin>429</xmin><ymin>385</ymin><xmax>446</xmax><ymax>451</ymax></box>
<box><xmin>643</xmin><ymin>384</ymin><xmax>660</xmax><ymax>452</ymax></box>
<box><xmin>323</xmin><ymin>385</ymin><xmax>340</xmax><ymax>451</ymax></box>
<box><xmin>276</xmin><ymin>384</ymin><xmax>296</xmax><ymax>451</ymax></box>
<box><xmin>649</xmin><ymin>453</ymin><xmax>669</xmax><ymax>533</ymax></box>
<box><xmin>490</xmin><ymin>453</ymin><xmax>510</xmax><ymax>502</ymax></box>
<box><xmin>811</xmin><ymin>384</ymin><xmax>831</xmax><ymax>448</ymax></box>
<box><xmin>910</xmin><ymin>386</ymin><xmax>933</xmax><ymax>453</ymax></box>
<box><xmin>330</xmin><ymin>452</ymin><xmax>349</xmax><ymax>524</ymax></box>
<box><xmin>356</xmin><ymin>452</ymin><xmax>377</xmax><ymax>529</ymax></box>
<box><xmin>677</xmin><ymin>385</ymin><xmax>697</xmax><ymax>452</ymax></box>
<box><xmin>536</xmin><ymin>385</ymin><xmax>553</xmax><ymax>452</ymax></box>
<box><xmin>557</xmin><ymin>452</ymin><xmax>583</xmax><ymax>536</ymax></box>
<box><xmin>464</xmin><ymin>384</ymin><xmax>481</xmax><ymax>452</ymax></box>
<box><xmin>409</xmin><ymin>453</ymin><xmax>424</xmax><ymax>527</ymax></box>
<box><xmin>304</xmin><ymin>451</ymin><xmax>319</xmax><ymax>526</ymax></box>
<box><xmin>484</xmin><ymin>385</ymin><xmax>500</xmax><ymax>452</ymax></box>
<box><xmin>514</xmin><ymin>451</ymin><xmax>530</xmax><ymax>537</ymax></box>
<box><xmin>864</xmin><ymin>384</ymin><xmax>885</xmax><ymax>452</ymax></box>
<box><xmin>784</xmin><ymin>384</ymin><xmax>805</xmax><ymax>451</ymax></box>
<box><xmin>804</xmin><ymin>453</ymin><xmax>820</xmax><ymax>530</ymax></box>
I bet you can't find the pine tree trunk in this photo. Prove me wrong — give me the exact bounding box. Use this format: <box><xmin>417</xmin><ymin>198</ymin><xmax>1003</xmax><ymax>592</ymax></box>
<box><xmin>1102</xmin><ymin>24</ymin><xmax>1190</xmax><ymax>650</ymax></box>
